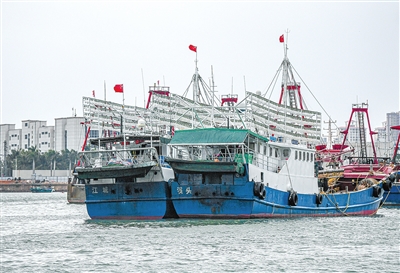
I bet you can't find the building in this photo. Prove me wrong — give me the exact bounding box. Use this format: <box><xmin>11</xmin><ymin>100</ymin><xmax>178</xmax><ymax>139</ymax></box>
<box><xmin>20</xmin><ymin>120</ymin><xmax>47</xmax><ymax>150</ymax></box>
<box><xmin>387</xmin><ymin>111</ymin><xmax>400</xmax><ymax>142</ymax></box>
<box><xmin>9</xmin><ymin>128</ymin><xmax>22</xmax><ymax>152</ymax></box>
<box><xmin>54</xmin><ymin>117</ymin><xmax>86</xmax><ymax>152</ymax></box>
<box><xmin>38</xmin><ymin>126</ymin><xmax>55</xmax><ymax>153</ymax></box>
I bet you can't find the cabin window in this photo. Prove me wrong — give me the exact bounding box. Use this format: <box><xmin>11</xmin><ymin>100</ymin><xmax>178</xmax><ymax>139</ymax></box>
<box><xmin>295</xmin><ymin>151</ymin><xmax>298</xmax><ymax>160</ymax></box>
<box><xmin>283</xmin><ymin>149</ymin><xmax>290</xmax><ymax>159</ymax></box>
<box><xmin>275</xmin><ymin>148</ymin><xmax>279</xmax><ymax>158</ymax></box>
<box><xmin>263</xmin><ymin>146</ymin><xmax>267</xmax><ymax>155</ymax></box>
<box><xmin>299</xmin><ymin>151</ymin><xmax>301</xmax><ymax>160</ymax></box>
<box><xmin>269</xmin><ymin>147</ymin><xmax>272</xmax><ymax>157</ymax></box>
<box><xmin>261</xmin><ymin>172</ymin><xmax>264</xmax><ymax>182</ymax></box>
<box><xmin>303</xmin><ymin>152</ymin><xmax>306</xmax><ymax>161</ymax></box>
<box><xmin>221</xmin><ymin>174</ymin><xmax>234</xmax><ymax>185</ymax></box>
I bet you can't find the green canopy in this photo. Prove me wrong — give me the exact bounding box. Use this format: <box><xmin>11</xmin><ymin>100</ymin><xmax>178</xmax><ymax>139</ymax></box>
<box><xmin>169</xmin><ymin>128</ymin><xmax>269</xmax><ymax>145</ymax></box>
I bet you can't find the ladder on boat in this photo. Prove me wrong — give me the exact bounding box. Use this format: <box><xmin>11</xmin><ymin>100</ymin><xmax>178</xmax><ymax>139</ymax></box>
<box><xmin>357</xmin><ymin>110</ymin><xmax>368</xmax><ymax>161</ymax></box>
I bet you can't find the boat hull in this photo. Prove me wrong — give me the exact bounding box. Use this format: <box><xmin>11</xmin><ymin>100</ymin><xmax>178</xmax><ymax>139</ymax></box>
<box><xmin>85</xmin><ymin>181</ymin><xmax>176</xmax><ymax>220</ymax></box>
<box><xmin>30</xmin><ymin>187</ymin><xmax>54</xmax><ymax>193</ymax></box>
<box><xmin>67</xmin><ymin>183</ymin><xmax>86</xmax><ymax>204</ymax></box>
<box><xmin>169</xmin><ymin>181</ymin><xmax>383</xmax><ymax>218</ymax></box>
<box><xmin>382</xmin><ymin>182</ymin><xmax>400</xmax><ymax>206</ymax></box>
<box><xmin>76</xmin><ymin>162</ymin><xmax>156</xmax><ymax>179</ymax></box>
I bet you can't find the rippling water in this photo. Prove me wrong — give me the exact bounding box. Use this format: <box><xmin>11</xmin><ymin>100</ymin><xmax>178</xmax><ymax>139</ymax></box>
<box><xmin>1</xmin><ymin>192</ymin><xmax>399</xmax><ymax>273</ymax></box>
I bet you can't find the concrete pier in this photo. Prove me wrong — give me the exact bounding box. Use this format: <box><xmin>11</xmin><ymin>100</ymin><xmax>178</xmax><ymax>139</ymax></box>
<box><xmin>0</xmin><ymin>182</ymin><xmax>68</xmax><ymax>192</ymax></box>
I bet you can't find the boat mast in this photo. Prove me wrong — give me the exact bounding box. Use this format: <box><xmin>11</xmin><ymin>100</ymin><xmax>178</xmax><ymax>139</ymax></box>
<box><xmin>193</xmin><ymin>48</ymin><xmax>199</xmax><ymax>103</ymax></box>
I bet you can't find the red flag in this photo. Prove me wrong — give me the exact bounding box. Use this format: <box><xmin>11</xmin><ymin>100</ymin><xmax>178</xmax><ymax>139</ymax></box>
<box><xmin>92</xmin><ymin>90</ymin><xmax>95</xmax><ymax>98</ymax></box>
<box><xmin>279</xmin><ymin>35</ymin><xmax>284</xmax><ymax>43</ymax></box>
<box><xmin>189</xmin><ymin>44</ymin><xmax>197</xmax><ymax>52</ymax></box>
<box><xmin>114</xmin><ymin>84</ymin><xmax>123</xmax><ymax>93</ymax></box>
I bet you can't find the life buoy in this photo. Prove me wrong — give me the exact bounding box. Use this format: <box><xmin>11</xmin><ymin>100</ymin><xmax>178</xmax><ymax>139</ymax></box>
<box><xmin>373</xmin><ymin>186</ymin><xmax>382</xmax><ymax>198</ymax></box>
<box><xmin>316</xmin><ymin>193</ymin><xmax>323</xmax><ymax>205</ymax></box>
<box><xmin>288</xmin><ymin>191</ymin><xmax>298</xmax><ymax>206</ymax></box>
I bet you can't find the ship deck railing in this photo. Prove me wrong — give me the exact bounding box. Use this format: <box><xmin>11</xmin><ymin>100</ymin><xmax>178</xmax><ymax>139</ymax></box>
<box><xmin>77</xmin><ymin>147</ymin><xmax>158</xmax><ymax>169</ymax></box>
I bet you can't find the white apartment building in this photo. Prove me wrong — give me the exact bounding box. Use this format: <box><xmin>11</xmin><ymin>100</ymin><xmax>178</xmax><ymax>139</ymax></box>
<box><xmin>20</xmin><ymin>120</ymin><xmax>47</xmax><ymax>150</ymax></box>
<box><xmin>387</xmin><ymin>112</ymin><xmax>400</xmax><ymax>142</ymax></box>
<box><xmin>38</xmin><ymin>126</ymin><xmax>55</xmax><ymax>153</ymax></box>
<box><xmin>9</xmin><ymin>128</ymin><xmax>21</xmax><ymax>152</ymax></box>
<box><xmin>54</xmin><ymin>117</ymin><xmax>86</xmax><ymax>152</ymax></box>
<box><xmin>0</xmin><ymin>117</ymin><xmax>85</xmax><ymax>156</ymax></box>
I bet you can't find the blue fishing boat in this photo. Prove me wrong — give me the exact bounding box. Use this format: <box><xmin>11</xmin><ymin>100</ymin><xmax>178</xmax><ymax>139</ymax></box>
<box><xmin>382</xmin><ymin>171</ymin><xmax>400</xmax><ymax>205</ymax></box>
<box><xmin>382</xmin><ymin>125</ymin><xmax>400</xmax><ymax>205</ymax></box>
<box><xmin>76</xmin><ymin>134</ymin><xmax>177</xmax><ymax>220</ymax></box>
<box><xmin>163</xmin><ymin>33</ymin><xmax>384</xmax><ymax>218</ymax></box>
<box><xmin>165</xmin><ymin>127</ymin><xmax>384</xmax><ymax>218</ymax></box>
<box><xmin>30</xmin><ymin>186</ymin><xmax>54</xmax><ymax>193</ymax></box>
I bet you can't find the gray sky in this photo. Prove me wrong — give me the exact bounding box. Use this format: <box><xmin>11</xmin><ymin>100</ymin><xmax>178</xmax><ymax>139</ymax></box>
<box><xmin>1</xmin><ymin>1</ymin><xmax>399</xmax><ymax>133</ymax></box>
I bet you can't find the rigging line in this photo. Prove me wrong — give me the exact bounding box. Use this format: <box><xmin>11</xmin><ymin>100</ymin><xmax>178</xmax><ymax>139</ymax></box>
<box><xmin>291</xmin><ymin>64</ymin><xmax>337</xmax><ymax>130</ymax></box>
<box><xmin>262</xmin><ymin>62</ymin><xmax>283</xmax><ymax>98</ymax></box>
<box><xmin>284</xmin><ymin>160</ymin><xmax>294</xmax><ymax>190</ymax></box>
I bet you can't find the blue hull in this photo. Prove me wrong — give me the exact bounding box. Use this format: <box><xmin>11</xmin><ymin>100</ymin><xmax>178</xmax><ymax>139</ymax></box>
<box><xmin>85</xmin><ymin>182</ymin><xmax>177</xmax><ymax>220</ymax></box>
<box><xmin>382</xmin><ymin>182</ymin><xmax>400</xmax><ymax>206</ymax></box>
<box><xmin>170</xmin><ymin>181</ymin><xmax>383</xmax><ymax>219</ymax></box>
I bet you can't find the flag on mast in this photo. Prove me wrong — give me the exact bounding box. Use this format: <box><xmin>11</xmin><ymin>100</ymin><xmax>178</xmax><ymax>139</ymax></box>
<box><xmin>114</xmin><ymin>84</ymin><xmax>124</xmax><ymax>93</ymax></box>
<box><xmin>189</xmin><ymin>44</ymin><xmax>197</xmax><ymax>52</ymax></box>
<box><xmin>279</xmin><ymin>34</ymin><xmax>284</xmax><ymax>43</ymax></box>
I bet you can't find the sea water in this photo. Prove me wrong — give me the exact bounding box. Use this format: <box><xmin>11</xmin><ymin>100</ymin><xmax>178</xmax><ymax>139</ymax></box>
<box><xmin>1</xmin><ymin>192</ymin><xmax>399</xmax><ymax>273</ymax></box>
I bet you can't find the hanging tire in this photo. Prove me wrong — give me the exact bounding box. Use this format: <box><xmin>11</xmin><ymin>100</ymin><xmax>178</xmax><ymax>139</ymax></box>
<box><xmin>383</xmin><ymin>181</ymin><xmax>392</xmax><ymax>191</ymax></box>
<box><xmin>316</xmin><ymin>193</ymin><xmax>323</xmax><ymax>205</ymax></box>
<box><xmin>288</xmin><ymin>191</ymin><xmax>298</xmax><ymax>206</ymax></box>
<box><xmin>253</xmin><ymin>182</ymin><xmax>261</xmax><ymax>197</ymax></box>
<box><xmin>253</xmin><ymin>182</ymin><xmax>265</xmax><ymax>199</ymax></box>
<box><xmin>373</xmin><ymin>186</ymin><xmax>382</xmax><ymax>198</ymax></box>
<box><xmin>260</xmin><ymin>188</ymin><xmax>266</xmax><ymax>199</ymax></box>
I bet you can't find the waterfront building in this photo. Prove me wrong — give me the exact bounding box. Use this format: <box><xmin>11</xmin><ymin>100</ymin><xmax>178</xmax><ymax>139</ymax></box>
<box><xmin>387</xmin><ymin>111</ymin><xmax>400</xmax><ymax>142</ymax></box>
<box><xmin>54</xmin><ymin>117</ymin><xmax>85</xmax><ymax>152</ymax></box>
<box><xmin>38</xmin><ymin>126</ymin><xmax>55</xmax><ymax>153</ymax></box>
<box><xmin>0</xmin><ymin>124</ymin><xmax>16</xmax><ymax>168</ymax></box>
<box><xmin>21</xmin><ymin>120</ymin><xmax>47</xmax><ymax>150</ymax></box>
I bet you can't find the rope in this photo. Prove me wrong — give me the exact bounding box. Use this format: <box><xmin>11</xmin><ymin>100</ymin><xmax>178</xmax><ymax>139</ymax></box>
<box><xmin>322</xmin><ymin>190</ymin><xmax>350</xmax><ymax>216</ymax></box>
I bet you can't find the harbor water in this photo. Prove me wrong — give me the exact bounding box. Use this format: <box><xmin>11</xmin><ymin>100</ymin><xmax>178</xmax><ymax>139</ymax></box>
<box><xmin>1</xmin><ymin>192</ymin><xmax>399</xmax><ymax>273</ymax></box>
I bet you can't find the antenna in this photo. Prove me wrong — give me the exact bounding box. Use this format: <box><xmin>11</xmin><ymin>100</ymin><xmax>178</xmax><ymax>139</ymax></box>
<box><xmin>324</xmin><ymin>120</ymin><xmax>337</xmax><ymax>149</ymax></box>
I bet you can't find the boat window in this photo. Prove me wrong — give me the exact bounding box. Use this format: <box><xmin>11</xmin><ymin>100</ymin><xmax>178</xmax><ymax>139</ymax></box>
<box><xmin>283</xmin><ymin>149</ymin><xmax>290</xmax><ymax>158</ymax></box>
<box><xmin>261</xmin><ymin>172</ymin><xmax>264</xmax><ymax>182</ymax></box>
<box><xmin>303</xmin><ymin>151</ymin><xmax>306</xmax><ymax>161</ymax></box>
<box><xmin>299</xmin><ymin>151</ymin><xmax>301</xmax><ymax>160</ymax></box>
<box><xmin>205</xmin><ymin>173</ymin><xmax>221</xmax><ymax>184</ymax></box>
<box><xmin>275</xmin><ymin>148</ymin><xmax>279</xmax><ymax>158</ymax></box>
<box><xmin>307</xmin><ymin>152</ymin><xmax>309</xmax><ymax>161</ymax></box>
<box><xmin>189</xmin><ymin>174</ymin><xmax>203</xmax><ymax>185</ymax></box>
<box><xmin>221</xmin><ymin>174</ymin><xmax>234</xmax><ymax>185</ymax></box>
<box><xmin>264</xmin><ymin>146</ymin><xmax>267</xmax><ymax>155</ymax></box>
<box><xmin>269</xmin><ymin>147</ymin><xmax>272</xmax><ymax>157</ymax></box>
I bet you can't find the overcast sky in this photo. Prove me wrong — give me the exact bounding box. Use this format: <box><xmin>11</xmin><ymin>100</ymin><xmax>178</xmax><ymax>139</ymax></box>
<box><xmin>1</xmin><ymin>1</ymin><xmax>399</xmax><ymax>134</ymax></box>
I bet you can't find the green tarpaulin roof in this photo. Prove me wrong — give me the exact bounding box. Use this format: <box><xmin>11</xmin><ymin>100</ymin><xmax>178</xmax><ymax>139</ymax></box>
<box><xmin>169</xmin><ymin>128</ymin><xmax>269</xmax><ymax>145</ymax></box>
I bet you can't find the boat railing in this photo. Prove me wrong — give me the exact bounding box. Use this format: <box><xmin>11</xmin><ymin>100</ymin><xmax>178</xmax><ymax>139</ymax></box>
<box><xmin>77</xmin><ymin>147</ymin><xmax>158</xmax><ymax>168</ymax></box>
